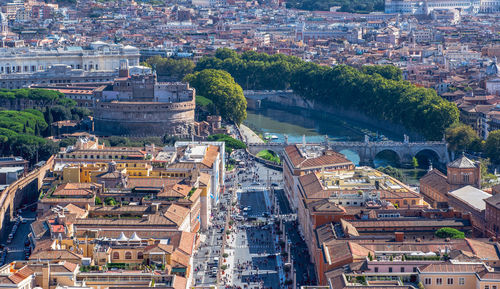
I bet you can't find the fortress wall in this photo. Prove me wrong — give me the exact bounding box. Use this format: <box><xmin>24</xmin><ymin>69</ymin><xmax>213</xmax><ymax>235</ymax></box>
<box><xmin>93</xmin><ymin>99</ymin><xmax>195</xmax><ymax>136</ymax></box>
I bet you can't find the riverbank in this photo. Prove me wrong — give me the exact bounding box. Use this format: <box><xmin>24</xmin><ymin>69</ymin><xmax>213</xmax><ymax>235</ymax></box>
<box><xmin>239</xmin><ymin>124</ymin><xmax>265</xmax><ymax>144</ymax></box>
<box><xmin>246</xmin><ymin>90</ymin><xmax>423</xmax><ymax>141</ymax></box>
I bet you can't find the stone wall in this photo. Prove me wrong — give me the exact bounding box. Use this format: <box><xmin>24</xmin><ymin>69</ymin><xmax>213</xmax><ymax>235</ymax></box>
<box><xmin>246</xmin><ymin>90</ymin><xmax>423</xmax><ymax>140</ymax></box>
<box><xmin>0</xmin><ymin>155</ymin><xmax>54</xmax><ymax>236</ymax></box>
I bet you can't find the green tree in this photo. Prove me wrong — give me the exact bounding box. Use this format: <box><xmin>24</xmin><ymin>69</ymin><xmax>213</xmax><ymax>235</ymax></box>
<box><xmin>445</xmin><ymin>123</ymin><xmax>479</xmax><ymax>152</ymax></box>
<box><xmin>95</xmin><ymin>196</ymin><xmax>102</xmax><ymax>206</ymax></box>
<box><xmin>378</xmin><ymin>166</ymin><xmax>404</xmax><ymax>182</ymax></box>
<box><xmin>50</xmin><ymin>105</ymin><xmax>71</xmax><ymax>122</ymax></box>
<box><xmin>411</xmin><ymin>157</ymin><xmax>419</xmax><ymax>168</ymax></box>
<box><xmin>145</xmin><ymin>56</ymin><xmax>195</xmax><ymax>81</ymax></box>
<box><xmin>186</xmin><ymin>69</ymin><xmax>247</xmax><ymax>125</ymax></box>
<box><xmin>485</xmin><ymin>130</ymin><xmax>500</xmax><ymax>163</ymax></box>
<box><xmin>360</xmin><ymin>65</ymin><xmax>402</xmax><ymax>81</ymax></box>
<box><xmin>435</xmin><ymin>227</ymin><xmax>465</xmax><ymax>239</ymax></box>
<box><xmin>104</xmin><ymin>197</ymin><xmax>117</xmax><ymax>206</ymax></box>
<box><xmin>34</xmin><ymin>122</ymin><xmax>40</xmax><ymax>136</ymax></box>
<box><xmin>207</xmin><ymin>134</ymin><xmax>246</xmax><ymax>154</ymax></box>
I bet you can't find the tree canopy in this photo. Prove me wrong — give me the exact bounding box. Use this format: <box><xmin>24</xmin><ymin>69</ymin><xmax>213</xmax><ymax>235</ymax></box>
<box><xmin>207</xmin><ymin>134</ymin><xmax>246</xmax><ymax>154</ymax></box>
<box><xmin>0</xmin><ymin>109</ymin><xmax>57</xmax><ymax>163</ymax></box>
<box><xmin>196</xmin><ymin>49</ymin><xmax>459</xmax><ymax>140</ymax></box>
<box><xmin>485</xmin><ymin>130</ymin><xmax>500</xmax><ymax>163</ymax></box>
<box><xmin>285</xmin><ymin>0</ymin><xmax>384</xmax><ymax>13</ymax></box>
<box><xmin>185</xmin><ymin>69</ymin><xmax>247</xmax><ymax>125</ymax></box>
<box><xmin>0</xmin><ymin>88</ymin><xmax>75</xmax><ymax>107</ymax></box>
<box><xmin>435</xmin><ymin>227</ymin><xmax>465</xmax><ymax>239</ymax></box>
<box><xmin>0</xmin><ymin>89</ymin><xmax>87</xmax><ymax>164</ymax></box>
<box><xmin>445</xmin><ymin>123</ymin><xmax>480</xmax><ymax>152</ymax></box>
<box><xmin>144</xmin><ymin>56</ymin><xmax>195</xmax><ymax>81</ymax></box>
<box><xmin>378</xmin><ymin>166</ymin><xmax>404</xmax><ymax>182</ymax></box>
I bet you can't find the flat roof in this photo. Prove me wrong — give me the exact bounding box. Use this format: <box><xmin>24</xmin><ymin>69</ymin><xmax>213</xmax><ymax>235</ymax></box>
<box><xmin>0</xmin><ymin>167</ymin><xmax>24</xmax><ymax>173</ymax></box>
<box><xmin>448</xmin><ymin>185</ymin><xmax>491</xmax><ymax>211</ymax></box>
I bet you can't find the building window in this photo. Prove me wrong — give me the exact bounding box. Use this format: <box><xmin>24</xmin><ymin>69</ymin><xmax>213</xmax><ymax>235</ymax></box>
<box><xmin>458</xmin><ymin>278</ymin><xmax>464</xmax><ymax>285</ymax></box>
<box><xmin>401</xmin><ymin>267</ymin><xmax>405</xmax><ymax>272</ymax></box>
<box><xmin>125</xmin><ymin>252</ymin><xmax>132</xmax><ymax>259</ymax></box>
<box><xmin>485</xmin><ymin>286</ymin><xmax>490</xmax><ymax>289</ymax></box>
<box><xmin>425</xmin><ymin>278</ymin><xmax>431</xmax><ymax>285</ymax></box>
<box><xmin>138</xmin><ymin>252</ymin><xmax>143</xmax><ymax>259</ymax></box>
<box><xmin>388</xmin><ymin>267</ymin><xmax>393</xmax><ymax>273</ymax></box>
<box><xmin>113</xmin><ymin>252</ymin><xmax>119</xmax><ymax>259</ymax></box>
<box><xmin>492</xmin><ymin>286</ymin><xmax>496</xmax><ymax>289</ymax></box>
<box><xmin>436</xmin><ymin>278</ymin><xmax>442</xmax><ymax>285</ymax></box>
<box><xmin>447</xmin><ymin>278</ymin><xmax>453</xmax><ymax>285</ymax></box>
<box><xmin>374</xmin><ymin>267</ymin><xmax>378</xmax><ymax>272</ymax></box>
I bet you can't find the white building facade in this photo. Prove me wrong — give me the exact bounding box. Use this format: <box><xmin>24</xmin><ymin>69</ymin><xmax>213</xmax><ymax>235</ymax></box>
<box><xmin>0</xmin><ymin>42</ymin><xmax>140</xmax><ymax>75</ymax></box>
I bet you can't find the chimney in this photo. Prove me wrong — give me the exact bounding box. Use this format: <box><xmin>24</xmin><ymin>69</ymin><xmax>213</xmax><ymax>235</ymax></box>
<box><xmin>151</xmin><ymin>203</ymin><xmax>159</xmax><ymax>213</ymax></box>
<box><xmin>395</xmin><ymin>232</ymin><xmax>404</xmax><ymax>242</ymax></box>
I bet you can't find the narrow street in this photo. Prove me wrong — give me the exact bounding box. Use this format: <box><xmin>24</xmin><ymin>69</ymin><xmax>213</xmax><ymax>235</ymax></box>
<box><xmin>193</xmin><ymin>125</ymin><xmax>317</xmax><ymax>288</ymax></box>
<box><xmin>0</xmin><ymin>206</ymin><xmax>36</xmax><ymax>265</ymax></box>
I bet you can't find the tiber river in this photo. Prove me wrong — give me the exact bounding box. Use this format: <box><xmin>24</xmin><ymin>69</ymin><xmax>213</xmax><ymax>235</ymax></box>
<box><xmin>243</xmin><ymin>106</ymin><xmax>430</xmax><ymax>185</ymax></box>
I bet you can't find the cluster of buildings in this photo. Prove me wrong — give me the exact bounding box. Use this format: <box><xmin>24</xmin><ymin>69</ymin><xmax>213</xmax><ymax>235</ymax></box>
<box><xmin>0</xmin><ymin>135</ymin><xmax>225</xmax><ymax>288</ymax></box>
<box><xmin>282</xmin><ymin>144</ymin><xmax>500</xmax><ymax>287</ymax></box>
<box><xmin>0</xmin><ymin>0</ymin><xmax>499</xmax><ymax>137</ymax></box>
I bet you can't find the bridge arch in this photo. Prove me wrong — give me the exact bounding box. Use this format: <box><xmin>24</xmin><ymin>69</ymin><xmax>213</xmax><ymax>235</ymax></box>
<box><xmin>373</xmin><ymin>149</ymin><xmax>402</xmax><ymax>167</ymax></box>
<box><xmin>414</xmin><ymin>148</ymin><xmax>441</xmax><ymax>168</ymax></box>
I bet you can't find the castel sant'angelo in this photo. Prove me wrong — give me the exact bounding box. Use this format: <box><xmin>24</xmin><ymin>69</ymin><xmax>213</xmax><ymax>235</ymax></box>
<box><xmin>94</xmin><ymin>60</ymin><xmax>195</xmax><ymax>136</ymax></box>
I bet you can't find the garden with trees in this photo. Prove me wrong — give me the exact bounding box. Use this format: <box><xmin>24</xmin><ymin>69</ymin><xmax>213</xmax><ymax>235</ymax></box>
<box><xmin>0</xmin><ymin>89</ymin><xmax>92</xmax><ymax>165</ymax></box>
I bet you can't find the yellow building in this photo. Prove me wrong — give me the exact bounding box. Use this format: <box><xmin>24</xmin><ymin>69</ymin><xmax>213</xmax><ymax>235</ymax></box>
<box><xmin>418</xmin><ymin>263</ymin><xmax>498</xmax><ymax>289</ymax></box>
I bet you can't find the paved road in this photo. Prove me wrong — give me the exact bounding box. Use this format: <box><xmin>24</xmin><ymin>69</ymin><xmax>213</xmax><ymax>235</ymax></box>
<box><xmin>284</xmin><ymin>220</ymin><xmax>317</xmax><ymax>286</ymax></box>
<box><xmin>193</xmin><ymin>145</ymin><xmax>316</xmax><ymax>288</ymax></box>
<box><xmin>0</xmin><ymin>208</ymin><xmax>36</xmax><ymax>264</ymax></box>
<box><xmin>192</xmin><ymin>179</ymin><xmax>233</xmax><ymax>286</ymax></box>
<box><xmin>274</xmin><ymin>189</ymin><xmax>292</xmax><ymax>215</ymax></box>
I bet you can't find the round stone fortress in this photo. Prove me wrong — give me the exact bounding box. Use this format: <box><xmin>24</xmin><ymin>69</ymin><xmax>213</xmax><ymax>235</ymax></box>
<box><xmin>93</xmin><ymin>60</ymin><xmax>195</xmax><ymax>136</ymax></box>
<box><xmin>94</xmin><ymin>99</ymin><xmax>195</xmax><ymax>136</ymax></box>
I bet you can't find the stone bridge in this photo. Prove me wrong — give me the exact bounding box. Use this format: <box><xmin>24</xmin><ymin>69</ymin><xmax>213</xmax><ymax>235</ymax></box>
<box><xmin>247</xmin><ymin>138</ymin><xmax>450</xmax><ymax>165</ymax></box>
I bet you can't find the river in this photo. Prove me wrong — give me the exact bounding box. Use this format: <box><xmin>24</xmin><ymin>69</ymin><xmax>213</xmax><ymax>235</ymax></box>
<box><xmin>243</xmin><ymin>106</ymin><xmax>428</xmax><ymax>185</ymax></box>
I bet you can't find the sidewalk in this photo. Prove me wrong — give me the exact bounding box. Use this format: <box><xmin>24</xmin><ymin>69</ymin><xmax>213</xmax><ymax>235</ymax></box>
<box><xmin>240</xmin><ymin>124</ymin><xmax>265</xmax><ymax>144</ymax></box>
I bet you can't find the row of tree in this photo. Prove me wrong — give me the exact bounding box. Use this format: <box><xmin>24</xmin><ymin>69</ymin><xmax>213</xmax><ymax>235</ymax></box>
<box><xmin>143</xmin><ymin>56</ymin><xmax>195</xmax><ymax>81</ymax></box>
<box><xmin>285</xmin><ymin>0</ymin><xmax>384</xmax><ymax>13</ymax></box>
<box><xmin>0</xmin><ymin>88</ymin><xmax>75</xmax><ymax>107</ymax></box>
<box><xmin>193</xmin><ymin>49</ymin><xmax>458</xmax><ymax>140</ymax></box>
